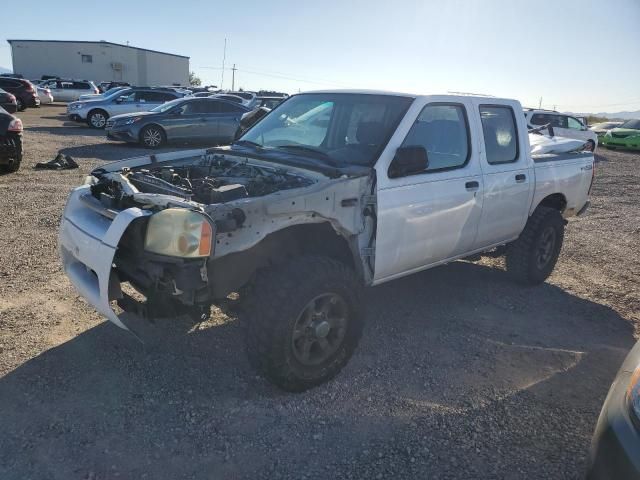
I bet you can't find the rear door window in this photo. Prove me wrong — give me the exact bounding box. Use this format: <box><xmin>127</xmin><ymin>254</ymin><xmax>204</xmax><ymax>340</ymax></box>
<box><xmin>479</xmin><ymin>105</ymin><xmax>519</xmax><ymax>165</ymax></box>
<box><xmin>567</xmin><ymin>116</ymin><xmax>583</xmax><ymax>129</ymax></box>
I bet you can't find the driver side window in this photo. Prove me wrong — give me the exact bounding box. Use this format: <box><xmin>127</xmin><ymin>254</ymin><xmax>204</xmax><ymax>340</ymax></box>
<box><xmin>400</xmin><ymin>103</ymin><xmax>470</xmax><ymax>172</ymax></box>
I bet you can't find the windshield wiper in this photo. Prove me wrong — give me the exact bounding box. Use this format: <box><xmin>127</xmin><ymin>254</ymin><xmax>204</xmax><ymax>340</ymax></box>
<box><xmin>274</xmin><ymin>145</ymin><xmax>339</xmax><ymax>167</ymax></box>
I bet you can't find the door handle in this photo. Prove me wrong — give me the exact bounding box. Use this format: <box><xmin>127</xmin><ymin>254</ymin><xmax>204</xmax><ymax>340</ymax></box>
<box><xmin>465</xmin><ymin>181</ymin><xmax>479</xmax><ymax>191</ymax></box>
<box><xmin>515</xmin><ymin>174</ymin><xmax>526</xmax><ymax>183</ymax></box>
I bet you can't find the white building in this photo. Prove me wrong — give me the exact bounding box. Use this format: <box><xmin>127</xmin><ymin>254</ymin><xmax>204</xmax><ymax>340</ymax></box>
<box><xmin>7</xmin><ymin>39</ymin><xmax>189</xmax><ymax>86</ymax></box>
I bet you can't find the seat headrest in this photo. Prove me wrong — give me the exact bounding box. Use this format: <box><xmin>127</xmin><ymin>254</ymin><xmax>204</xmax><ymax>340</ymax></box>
<box><xmin>356</xmin><ymin>121</ymin><xmax>385</xmax><ymax>145</ymax></box>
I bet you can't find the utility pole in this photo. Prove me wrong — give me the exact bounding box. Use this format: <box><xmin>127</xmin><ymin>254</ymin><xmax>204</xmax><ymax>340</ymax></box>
<box><xmin>231</xmin><ymin>64</ymin><xmax>237</xmax><ymax>91</ymax></box>
<box><xmin>538</xmin><ymin>97</ymin><xmax>542</xmax><ymax>109</ymax></box>
<box><xmin>221</xmin><ymin>38</ymin><xmax>227</xmax><ymax>89</ymax></box>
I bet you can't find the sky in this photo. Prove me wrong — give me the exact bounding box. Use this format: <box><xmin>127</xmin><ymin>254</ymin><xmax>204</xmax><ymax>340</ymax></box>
<box><xmin>1</xmin><ymin>0</ymin><xmax>639</xmax><ymax>113</ymax></box>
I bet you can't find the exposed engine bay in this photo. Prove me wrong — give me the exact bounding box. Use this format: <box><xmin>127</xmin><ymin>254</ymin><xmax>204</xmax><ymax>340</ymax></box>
<box><xmin>90</xmin><ymin>152</ymin><xmax>315</xmax><ymax>207</ymax></box>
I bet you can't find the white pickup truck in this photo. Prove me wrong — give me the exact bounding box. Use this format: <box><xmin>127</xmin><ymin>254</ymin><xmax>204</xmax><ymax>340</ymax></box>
<box><xmin>59</xmin><ymin>91</ymin><xmax>594</xmax><ymax>391</ymax></box>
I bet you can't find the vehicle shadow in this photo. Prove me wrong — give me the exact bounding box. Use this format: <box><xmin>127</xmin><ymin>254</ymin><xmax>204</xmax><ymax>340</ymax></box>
<box><xmin>0</xmin><ymin>261</ymin><xmax>633</xmax><ymax>479</ymax></box>
<box><xmin>25</xmin><ymin>125</ymin><xmax>105</xmax><ymax>137</ymax></box>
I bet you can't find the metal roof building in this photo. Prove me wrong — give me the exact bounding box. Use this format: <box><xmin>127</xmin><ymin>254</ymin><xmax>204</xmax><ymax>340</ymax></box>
<box><xmin>7</xmin><ymin>39</ymin><xmax>190</xmax><ymax>86</ymax></box>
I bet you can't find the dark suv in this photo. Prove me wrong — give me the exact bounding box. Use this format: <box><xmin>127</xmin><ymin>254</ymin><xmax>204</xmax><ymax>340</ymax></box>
<box><xmin>0</xmin><ymin>77</ymin><xmax>40</xmax><ymax>111</ymax></box>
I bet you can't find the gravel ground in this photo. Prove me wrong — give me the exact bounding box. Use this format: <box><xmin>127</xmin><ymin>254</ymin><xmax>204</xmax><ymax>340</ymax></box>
<box><xmin>0</xmin><ymin>105</ymin><xmax>639</xmax><ymax>480</ymax></box>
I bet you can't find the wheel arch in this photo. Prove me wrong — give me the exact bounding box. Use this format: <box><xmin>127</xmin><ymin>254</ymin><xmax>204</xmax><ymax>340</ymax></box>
<box><xmin>208</xmin><ymin>222</ymin><xmax>363</xmax><ymax>299</ymax></box>
<box><xmin>534</xmin><ymin>193</ymin><xmax>567</xmax><ymax>214</ymax></box>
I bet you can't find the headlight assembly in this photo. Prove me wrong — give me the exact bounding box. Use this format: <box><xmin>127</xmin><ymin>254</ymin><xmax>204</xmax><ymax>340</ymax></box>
<box><xmin>144</xmin><ymin>209</ymin><xmax>214</xmax><ymax>258</ymax></box>
<box><xmin>125</xmin><ymin>116</ymin><xmax>142</xmax><ymax>125</ymax></box>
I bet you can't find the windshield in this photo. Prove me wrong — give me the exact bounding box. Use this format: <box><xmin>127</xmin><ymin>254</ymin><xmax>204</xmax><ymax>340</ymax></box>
<box><xmin>102</xmin><ymin>88</ymin><xmax>129</xmax><ymax>100</ymax></box>
<box><xmin>150</xmin><ymin>98</ymin><xmax>184</xmax><ymax>113</ymax></box>
<box><xmin>239</xmin><ymin>93</ymin><xmax>413</xmax><ymax>167</ymax></box>
<box><xmin>620</xmin><ymin>119</ymin><xmax>640</xmax><ymax>130</ymax></box>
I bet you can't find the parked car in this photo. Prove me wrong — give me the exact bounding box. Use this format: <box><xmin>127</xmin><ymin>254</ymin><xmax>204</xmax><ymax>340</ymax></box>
<box><xmin>79</xmin><ymin>86</ymin><xmax>128</xmax><ymax>101</ymax></box>
<box><xmin>0</xmin><ymin>108</ymin><xmax>23</xmax><ymax>173</ymax></box>
<box><xmin>211</xmin><ymin>94</ymin><xmax>246</xmax><ymax>105</ymax></box>
<box><xmin>105</xmin><ymin>97</ymin><xmax>251</xmax><ymax>148</ymax></box>
<box><xmin>98</xmin><ymin>81</ymin><xmax>130</xmax><ymax>93</ymax></box>
<box><xmin>188</xmin><ymin>92</ymin><xmax>218</xmax><ymax>98</ymax></box>
<box><xmin>0</xmin><ymin>88</ymin><xmax>18</xmax><ymax>113</ymax></box>
<box><xmin>225</xmin><ymin>91</ymin><xmax>257</xmax><ymax>106</ymax></box>
<box><xmin>587</xmin><ymin>339</ymin><xmax>640</xmax><ymax>479</ymax></box>
<box><xmin>600</xmin><ymin>119</ymin><xmax>640</xmax><ymax>150</ymax></box>
<box><xmin>36</xmin><ymin>86</ymin><xmax>54</xmax><ymax>105</ymax></box>
<box><xmin>524</xmin><ymin>108</ymin><xmax>598</xmax><ymax>152</ymax></box>
<box><xmin>590</xmin><ymin>121</ymin><xmax>623</xmax><ymax>139</ymax></box>
<box><xmin>256</xmin><ymin>96</ymin><xmax>285</xmax><ymax>109</ymax></box>
<box><xmin>41</xmin><ymin>79</ymin><xmax>99</xmax><ymax>102</ymax></box>
<box><xmin>0</xmin><ymin>77</ymin><xmax>40</xmax><ymax>111</ymax></box>
<box><xmin>59</xmin><ymin>91</ymin><xmax>595</xmax><ymax>392</ymax></box>
<box><xmin>67</xmin><ymin>88</ymin><xmax>184</xmax><ymax>128</ymax></box>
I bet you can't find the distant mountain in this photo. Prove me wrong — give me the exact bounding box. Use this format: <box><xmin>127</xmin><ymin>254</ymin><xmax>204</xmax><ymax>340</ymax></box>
<box><xmin>570</xmin><ymin>110</ymin><xmax>640</xmax><ymax>120</ymax></box>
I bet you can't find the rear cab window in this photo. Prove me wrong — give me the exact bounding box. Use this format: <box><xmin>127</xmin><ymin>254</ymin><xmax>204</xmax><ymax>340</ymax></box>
<box><xmin>479</xmin><ymin>105</ymin><xmax>519</xmax><ymax>164</ymax></box>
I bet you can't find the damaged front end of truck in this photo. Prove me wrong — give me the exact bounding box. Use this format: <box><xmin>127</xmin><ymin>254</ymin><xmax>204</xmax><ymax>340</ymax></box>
<box><xmin>59</xmin><ymin>145</ymin><xmax>376</xmax><ymax>329</ymax></box>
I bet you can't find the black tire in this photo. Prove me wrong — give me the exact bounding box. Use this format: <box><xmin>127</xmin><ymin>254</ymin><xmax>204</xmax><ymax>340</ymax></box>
<box><xmin>243</xmin><ymin>256</ymin><xmax>364</xmax><ymax>392</ymax></box>
<box><xmin>506</xmin><ymin>206</ymin><xmax>564</xmax><ymax>285</ymax></box>
<box><xmin>16</xmin><ymin>97</ymin><xmax>25</xmax><ymax>111</ymax></box>
<box><xmin>140</xmin><ymin>125</ymin><xmax>166</xmax><ymax>148</ymax></box>
<box><xmin>1</xmin><ymin>135</ymin><xmax>22</xmax><ymax>173</ymax></box>
<box><xmin>87</xmin><ymin>109</ymin><xmax>108</xmax><ymax>129</ymax></box>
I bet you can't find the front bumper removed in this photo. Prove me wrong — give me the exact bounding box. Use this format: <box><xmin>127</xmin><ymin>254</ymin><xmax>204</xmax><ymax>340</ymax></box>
<box><xmin>58</xmin><ymin>186</ymin><xmax>151</xmax><ymax>331</ymax></box>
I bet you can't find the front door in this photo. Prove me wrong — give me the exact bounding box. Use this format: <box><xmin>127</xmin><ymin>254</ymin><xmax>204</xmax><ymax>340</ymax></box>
<box><xmin>374</xmin><ymin>100</ymin><xmax>484</xmax><ymax>282</ymax></box>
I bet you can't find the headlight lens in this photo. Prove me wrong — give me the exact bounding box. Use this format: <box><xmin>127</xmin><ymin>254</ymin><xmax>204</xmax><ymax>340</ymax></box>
<box><xmin>70</xmin><ymin>103</ymin><xmax>82</xmax><ymax>110</ymax></box>
<box><xmin>144</xmin><ymin>209</ymin><xmax>213</xmax><ymax>258</ymax></box>
<box><xmin>125</xmin><ymin>116</ymin><xmax>142</xmax><ymax>125</ymax></box>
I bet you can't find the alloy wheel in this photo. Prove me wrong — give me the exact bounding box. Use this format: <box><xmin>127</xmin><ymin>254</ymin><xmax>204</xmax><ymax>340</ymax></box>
<box><xmin>291</xmin><ymin>293</ymin><xmax>348</xmax><ymax>366</ymax></box>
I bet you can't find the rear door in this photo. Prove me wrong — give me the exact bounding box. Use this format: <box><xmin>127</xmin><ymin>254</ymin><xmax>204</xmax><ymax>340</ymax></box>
<box><xmin>216</xmin><ymin>102</ymin><xmax>246</xmax><ymax>143</ymax></box>
<box><xmin>374</xmin><ymin>99</ymin><xmax>484</xmax><ymax>282</ymax></box>
<box><xmin>471</xmin><ymin>102</ymin><xmax>533</xmax><ymax>248</ymax></box>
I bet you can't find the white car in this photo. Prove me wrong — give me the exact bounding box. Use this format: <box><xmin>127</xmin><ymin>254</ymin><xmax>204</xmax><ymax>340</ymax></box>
<box><xmin>41</xmin><ymin>79</ymin><xmax>99</xmax><ymax>102</ymax></box>
<box><xmin>59</xmin><ymin>91</ymin><xmax>595</xmax><ymax>391</ymax></box>
<box><xmin>524</xmin><ymin>108</ymin><xmax>598</xmax><ymax>152</ymax></box>
<box><xmin>36</xmin><ymin>86</ymin><xmax>54</xmax><ymax>104</ymax></box>
<box><xmin>67</xmin><ymin>88</ymin><xmax>183</xmax><ymax>128</ymax></box>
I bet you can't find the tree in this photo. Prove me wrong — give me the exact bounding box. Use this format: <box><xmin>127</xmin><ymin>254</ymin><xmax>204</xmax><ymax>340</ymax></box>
<box><xmin>189</xmin><ymin>71</ymin><xmax>202</xmax><ymax>87</ymax></box>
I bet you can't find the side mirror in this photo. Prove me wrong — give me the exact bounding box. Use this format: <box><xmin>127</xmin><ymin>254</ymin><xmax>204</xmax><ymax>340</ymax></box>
<box><xmin>388</xmin><ymin>146</ymin><xmax>428</xmax><ymax>178</ymax></box>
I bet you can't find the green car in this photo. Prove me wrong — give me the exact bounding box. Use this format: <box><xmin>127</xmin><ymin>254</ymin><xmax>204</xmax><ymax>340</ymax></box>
<box><xmin>601</xmin><ymin>119</ymin><xmax>640</xmax><ymax>150</ymax></box>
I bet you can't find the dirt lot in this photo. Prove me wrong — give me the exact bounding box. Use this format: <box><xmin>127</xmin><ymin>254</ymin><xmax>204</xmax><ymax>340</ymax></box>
<box><xmin>1</xmin><ymin>105</ymin><xmax>639</xmax><ymax>480</ymax></box>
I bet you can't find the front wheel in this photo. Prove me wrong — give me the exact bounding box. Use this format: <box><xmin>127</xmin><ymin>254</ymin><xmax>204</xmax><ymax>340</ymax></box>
<box><xmin>243</xmin><ymin>256</ymin><xmax>364</xmax><ymax>392</ymax></box>
<box><xmin>140</xmin><ymin>125</ymin><xmax>165</xmax><ymax>148</ymax></box>
<box><xmin>506</xmin><ymin>206</ymin><xmax>565</xmax><ymax>285</ymax></box>
<box><xmin>87</xmin><ymin>109</ymin><xmax>108</xmax><ymax>129</ymax></box>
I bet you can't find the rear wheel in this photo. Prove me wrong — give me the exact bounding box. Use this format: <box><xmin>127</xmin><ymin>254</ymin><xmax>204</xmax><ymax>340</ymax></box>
<box><xmin>506</xmin><ymin>206</ymin><xmax>564</xmax><ymax>285</ymax></box>
<box><xmin>87</xmin><ymin>109</ymin><xmax>108</xmax><ymax>129</ymax></box>
<box><xmin>140</xmin><ymin>125</ymin><xmax>166</xmax><ymax>148</ymax></box>
<box><xmin>244</xmin><ymin>256</ymin><xmax>364</xmax><ymax>392</ymax></box>
<box><xmin>1</xmin><ymin>135</ymin><xmax>22</xmax><ymax>173</ymax></box>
